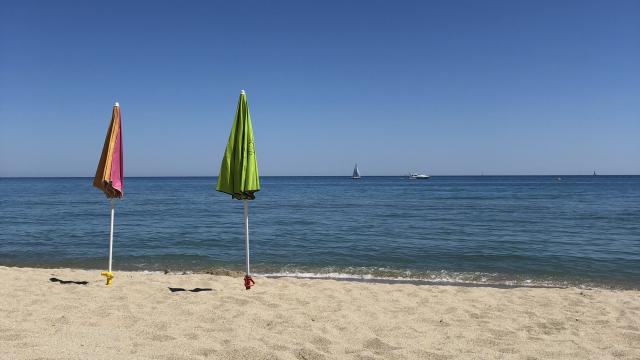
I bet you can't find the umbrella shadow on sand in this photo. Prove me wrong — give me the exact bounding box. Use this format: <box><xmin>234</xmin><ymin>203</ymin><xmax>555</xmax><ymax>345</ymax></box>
<box><xmin>49</xmin><ymin>277</ymin><xmax>89</xmax><ymax>285</ymax></box>
<box><xmin>168</xmin><ymin>287</ymin><xmax>214</xmax><ymax>293</ymax></box>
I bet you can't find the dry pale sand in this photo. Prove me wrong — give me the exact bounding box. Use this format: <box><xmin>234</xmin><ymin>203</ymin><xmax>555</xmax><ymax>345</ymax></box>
<box><xmin>0</xmin><ymin>266</ymin><xmax>639</xmax><ymax>360</ymax></box>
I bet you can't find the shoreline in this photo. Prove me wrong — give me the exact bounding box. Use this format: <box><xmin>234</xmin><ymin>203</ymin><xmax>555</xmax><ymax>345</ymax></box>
<box><xmin>2</xmin><ymin>266</ymin><xmax>639</xmax><ymax>359</ymax></box>
<box><xmin>2</xmin><ymin>263</ymin><xmax>637</xmax><ymax>291</ymax></box>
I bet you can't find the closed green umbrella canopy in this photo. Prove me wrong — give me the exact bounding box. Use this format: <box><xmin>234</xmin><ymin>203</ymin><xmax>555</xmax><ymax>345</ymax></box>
<box><xmin>216</xmin><ymin>90</ymin><xmax>260</xmax><ymax>200</ymax></box>
<box><xmin>216</xmin><ymin>90</ymin><xmax>260</xmax><ymax>290</ymax></box>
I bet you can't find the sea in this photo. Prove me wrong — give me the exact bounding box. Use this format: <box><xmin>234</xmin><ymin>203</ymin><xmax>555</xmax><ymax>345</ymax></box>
<box><xmin>1</xmin><ymin>176</ymin><xmax>639</xmax><ymax>289</ymax></box>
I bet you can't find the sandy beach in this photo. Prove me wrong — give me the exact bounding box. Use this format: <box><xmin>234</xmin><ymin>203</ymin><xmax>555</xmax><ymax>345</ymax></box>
<box><xmin>1</xmin><ymin>266</ymin><xmax>638</xmax><ymax>359</ymax></box>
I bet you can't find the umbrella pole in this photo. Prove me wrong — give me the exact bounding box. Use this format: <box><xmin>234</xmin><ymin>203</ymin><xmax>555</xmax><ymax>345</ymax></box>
<box><xmin>109</xmin><ymin>199</ymin><xmax>114</xmax><ymax>273</ymax></box>
<box><xmin>101</xmin><ymin>199</ymin><xmax>115</xmax><ymax>286</ymax></box>
<box><xmin>243</xmin><ymin>200</ymin><xmax>254</xmax><ymax>289</ymax></box>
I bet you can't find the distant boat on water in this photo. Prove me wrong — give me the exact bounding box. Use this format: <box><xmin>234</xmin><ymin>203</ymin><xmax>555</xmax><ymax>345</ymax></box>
<box><xmin>593</xmin><ymin>171</ymin><xmax>597</xmax><ymax>176</ymax></box>
<box><xmin>409</xmin><ymin>173</ymin><xmax>430</xmax><ymax>179</ymax></box>
<box><xmin>352</xmin><ymin>164</ymin><xmax>361</xmax><ymax>179</ymax></box>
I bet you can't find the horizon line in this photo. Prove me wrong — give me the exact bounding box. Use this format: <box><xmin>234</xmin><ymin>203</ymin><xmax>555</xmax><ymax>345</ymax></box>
<box><xmin>1</xmin><ymin>174</ymin><xmax>639</xmax><ymax>179</ymax></box>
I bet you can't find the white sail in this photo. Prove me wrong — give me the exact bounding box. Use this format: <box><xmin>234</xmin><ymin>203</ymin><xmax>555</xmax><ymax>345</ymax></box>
<box><xmin>352</xmin><ymin>164</ymin><xmax>361</xmax><ymax>179</ymax></box>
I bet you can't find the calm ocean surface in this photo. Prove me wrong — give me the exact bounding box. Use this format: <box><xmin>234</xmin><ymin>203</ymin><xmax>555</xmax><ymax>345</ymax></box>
<box><xmin>1</xmin><ymin>176</ymin><xmax>639</xmax><ymax>289</ymax></box>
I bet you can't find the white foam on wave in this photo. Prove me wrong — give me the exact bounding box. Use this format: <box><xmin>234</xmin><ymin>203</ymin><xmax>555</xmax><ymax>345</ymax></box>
<box><xmin>116</xmin><ymin>264</ymin><xmax>624</xmax><ymax>289</ymax></box>
<box><xmin>255</xmin><ymin>270</ymin><xmax>571</xmax><ymax>288</ymax></box>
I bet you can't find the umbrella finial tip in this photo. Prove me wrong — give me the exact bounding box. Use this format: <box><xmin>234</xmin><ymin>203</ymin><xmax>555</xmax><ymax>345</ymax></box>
<box><xmin>240</xmin><ymin>90</ymin><xmax>245</xmax><ymax>94</ymax></box>
<box><xmin>114</xmin><ymin>102</ymin><xmax>120</xmax><ymax>107</ymax></box>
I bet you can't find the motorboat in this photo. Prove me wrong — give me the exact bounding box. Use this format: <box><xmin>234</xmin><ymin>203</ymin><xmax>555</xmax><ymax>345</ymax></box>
<box><xmin>409</xmin><ymin>173</ymin><xmax>430</xmax><ymax>179</ymax></box>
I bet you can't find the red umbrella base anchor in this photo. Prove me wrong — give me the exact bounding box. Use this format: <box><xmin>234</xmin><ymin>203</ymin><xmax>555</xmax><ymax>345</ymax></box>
<box><xmin>244</xmin><ymin>275</ymin><xmax>255</xmax><ymax>290</ymax></box>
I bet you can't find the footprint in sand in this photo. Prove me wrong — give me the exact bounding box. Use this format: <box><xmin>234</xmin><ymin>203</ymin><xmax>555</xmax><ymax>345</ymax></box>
<box><xmin>149</xmin><ymin>334</ymin><xmax>176</xmax><ymax>342</ymax></box>
<box><xmin>295</xmin><ymin>348</ymin><xmax>326</xmax><ymax>360</ymax></box>
<box><xmin>0</xmin><ymin>332</ymin><xmax>23</xmax><ymax>341</ymax></box>
<box><xmin>219</xmin><ymin>347</ymin><xmax>282</xmax><ymax>360</ymax></box>
<box><xmin>310</xmin><ymin>335</ymin><xmax>332</xmax><ymax>353</ymax></box>
<box><xmin>363</xmin><ymin>337</ymin><xmax>401</xmax><ymax>355</ymax></box>
<box><xmin>196</xmin><ymin>348</ymin><xmax>217</xmax><ymax>357</ymax></box>
<box><xmin>184</xmin><ymin>333</ymin><xmax>200</xmax><ymax>340</ymax></box>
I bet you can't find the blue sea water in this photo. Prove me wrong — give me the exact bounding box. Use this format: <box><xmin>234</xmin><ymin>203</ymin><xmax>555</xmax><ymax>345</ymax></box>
<box><xmin>1</xmin><ymin>176</ymin><xmax>639</xmax><ymax>289</ymax></box>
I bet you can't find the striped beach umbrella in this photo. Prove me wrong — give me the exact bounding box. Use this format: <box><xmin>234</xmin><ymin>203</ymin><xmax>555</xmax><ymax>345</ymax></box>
<box><xmin>93</xmin><ymin>102</ymin><xmax>124</xmax><ymax>285</ymax></box>
<box><xmin>216</xmin><ymin>90</ymin><xmax>260</xmax><ymax>289</ymax></box>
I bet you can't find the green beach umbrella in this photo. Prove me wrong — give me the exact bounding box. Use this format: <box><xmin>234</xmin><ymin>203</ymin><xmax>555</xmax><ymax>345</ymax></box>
<box><xmin>216</xmin><ymin>90</ymin><xmax>260</xmax><ymax>289</ymax></box>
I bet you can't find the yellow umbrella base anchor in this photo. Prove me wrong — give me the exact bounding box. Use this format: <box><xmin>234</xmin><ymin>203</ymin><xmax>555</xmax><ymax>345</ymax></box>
<box><xmin>101</xmin><ymin>271</ymin><xmax>114</xmax><ymax>286</ymax></box>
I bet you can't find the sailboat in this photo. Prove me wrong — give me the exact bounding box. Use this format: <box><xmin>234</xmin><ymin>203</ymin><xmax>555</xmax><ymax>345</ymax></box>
<box><xmin>352</xmin><ymin>164</ymin><xmax>361</xmax><ymax>179</ymax></box>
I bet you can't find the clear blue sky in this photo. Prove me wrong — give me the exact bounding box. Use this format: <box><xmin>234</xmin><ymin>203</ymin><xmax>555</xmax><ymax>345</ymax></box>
<box><xmin>1</xmin><ymin>0</ymin><xmax>638</xmax><ymax>176</ymax></box>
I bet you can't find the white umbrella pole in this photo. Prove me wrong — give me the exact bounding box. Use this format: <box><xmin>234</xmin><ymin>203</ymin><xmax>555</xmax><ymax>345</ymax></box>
<box><xmin>109</xmin><ymin>199</ymin><xmax>115</xmax><ymax>273</ymax></box>
<box><xmin>101</xmin><ymin>199</ymin><xmax>115</xmax><ymax>285</ymax></box>
<box><xmin>243</xmin><ymin>199</ymin><xmax>255</xmax><ymax>289</ymax></box>
<box><xmin>243</xmin><ymin>199</ymin><xmax>250</xmax><ymax>275</ymax></box>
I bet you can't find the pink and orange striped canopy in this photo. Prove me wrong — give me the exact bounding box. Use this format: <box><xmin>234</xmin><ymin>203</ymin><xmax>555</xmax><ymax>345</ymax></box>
<box><xmin>93</xmin><ymin>103</ymin><xmax>123</xmax><ymax>198</ymax></box>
